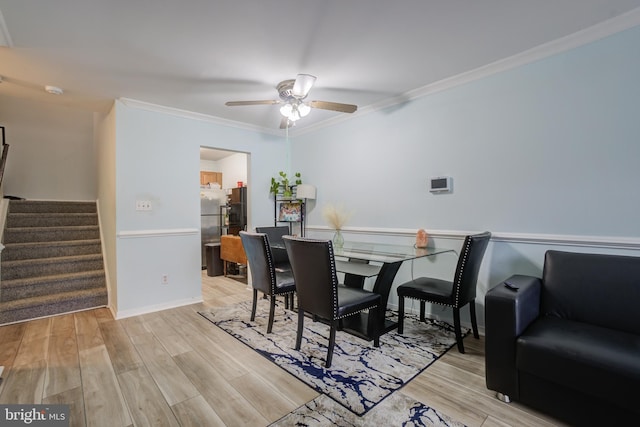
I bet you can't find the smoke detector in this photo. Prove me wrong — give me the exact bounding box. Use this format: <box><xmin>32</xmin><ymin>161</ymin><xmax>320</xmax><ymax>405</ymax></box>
<box><xmin>45</xmin><ymin>85</ymin><xmax>63</xmax><ymax>95</ymax></box>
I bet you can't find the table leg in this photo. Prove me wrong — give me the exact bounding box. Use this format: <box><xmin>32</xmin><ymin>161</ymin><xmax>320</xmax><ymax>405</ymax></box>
<box><xmin>343</xmin><ymin>258</ymin><xmax>370</xmax><ymax>288</ymax></box>
<box><xmin>368</xmin><ymin>261</ymin><xmax>403</xmax><ymax>335</ymax></box>
<box><xmin>340</xmin><ymin>260</ymin><xmax>403</xmax><ymax>341</ymax></box>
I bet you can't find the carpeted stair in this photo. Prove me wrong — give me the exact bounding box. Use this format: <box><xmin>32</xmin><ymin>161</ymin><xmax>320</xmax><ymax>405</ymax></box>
<box><xmin>0</xmin><ymin>200</ymin><xmax>107</xmax><ymax>324</ymax></box>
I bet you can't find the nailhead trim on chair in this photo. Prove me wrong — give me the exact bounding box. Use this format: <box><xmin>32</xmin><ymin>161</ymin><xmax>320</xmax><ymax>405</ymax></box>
<box><xmin>326</xmin><ymin>239</ymin><xmax>377</xmax><ymax>320</ymax></box>
<box><xmin>258</xmin><ymin>233</ymin><xmax>294</xmax><ymax>297</ymax></box>
<box><xmin>335</xmin><ymin>305</ymin><xmax>378</xmax><ymax>320</ymax></box>
<box><xmin>453</xmin><ymin>236</ymin><xmax>472</xmax><ymax>308</ymax></box>
<box><xmin>284</xmin><ymin>236</ymin><xmax>365</xmax><ymax>320</ymax></box>
<box><xmin>403</xmin><ymin>296</ymin><xmax>454</xmax><ymax>308</ymax></box>
<box><xmin>327</xmin><ymin>239</ymin><xmax>340</xmax><ymax>320</ymax></box>
<box><xmin>400</xmin><ymin>235</ymin><xmax>475</xmax><ymax>310</ymax></box>
<box><xmin>259</xmin><ymin>233</ymin><xmax>278</xmax><ymax>294</ymax></box>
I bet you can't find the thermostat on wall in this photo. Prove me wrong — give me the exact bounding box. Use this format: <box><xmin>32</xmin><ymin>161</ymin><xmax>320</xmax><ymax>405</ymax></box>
<box><xmin>429</xmin><ymin>176</ymin><xmax>452</xmax><ymax>193</ymax></box>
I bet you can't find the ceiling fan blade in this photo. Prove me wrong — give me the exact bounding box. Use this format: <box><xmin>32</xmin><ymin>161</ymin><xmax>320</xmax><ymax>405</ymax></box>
<box><xmin>292</xmin><ymin>74</ymin><xmax>316</xmax><ymax>98</ymax></box>
<box><xmin>225</xmin><ymin>100</ymin><xmax>279</xmax><ymax>106</ymax></box>
<box><xmin>309</xmin><ymin>100</ymin><xmax>358</xmax><ymax>113</ymax></box>
<box><xmin>279</xmin><ymin>117</ymin><xmax>291</xmax><ymax>129</ymax></box>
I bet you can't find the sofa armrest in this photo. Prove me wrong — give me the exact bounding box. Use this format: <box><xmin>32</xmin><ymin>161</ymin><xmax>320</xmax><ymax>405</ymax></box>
<box><xmin>485</xmin><ymin>275</ymin><xmax>541</xmax><ymax>399</ymax></box>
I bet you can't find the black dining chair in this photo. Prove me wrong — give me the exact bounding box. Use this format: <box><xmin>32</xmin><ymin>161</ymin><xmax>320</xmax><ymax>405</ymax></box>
<box><xmin>396</xmin><ymin>231</ymin><xmax>491</xmax><ymax>353</ymax></box>
<box><xmin>239</xmin><ymin>231</ymin><xmax>296</xmax><ymax>333</ymax></box>
<box><xmin>255</xmin><ymin>226</ymin><xmax>291</xmax><ymax>271</ymax></box>
<box><xmin>283</xmin><ymin>236</ymin><xmax>381</xmax><ymax>368</ymax></box>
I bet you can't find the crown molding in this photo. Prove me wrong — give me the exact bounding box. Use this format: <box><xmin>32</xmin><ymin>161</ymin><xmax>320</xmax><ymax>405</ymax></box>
<box><xmin>0</xmin><ymin>8</ymin><xmax>13</xmax><ymax>47</ymax></box>
<box><xmin>292</xmin><ymin>8</ymin><xmax>640</xmax><ymax>137</ymax></box>
<box><xmin>400</xmin><ymin>7</ymin><xmax>640</xmax><ymax>104</ymax></box>
<box><xmin>122</xmin><ymin>8</ymin><xmax>640</xmax><ymax>139</ymax></box>
<box><xmin>118</xmin><ymin>98</ymin><xmax>283</xmax><ymax>136</ymax></box>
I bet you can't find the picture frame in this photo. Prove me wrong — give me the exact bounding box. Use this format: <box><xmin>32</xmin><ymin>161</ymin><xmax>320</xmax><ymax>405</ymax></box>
<box><xmin>278</xmin><ymin>201</ymin><xmax>302</xmax><ymax>222</ymax></box>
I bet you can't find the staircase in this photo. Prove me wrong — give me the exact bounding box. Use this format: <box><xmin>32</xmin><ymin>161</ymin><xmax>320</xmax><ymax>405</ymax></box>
<box><xmin>0</xmin><ymin>200</ymin><xmax>107</xmax><ymax>324</ymax></box>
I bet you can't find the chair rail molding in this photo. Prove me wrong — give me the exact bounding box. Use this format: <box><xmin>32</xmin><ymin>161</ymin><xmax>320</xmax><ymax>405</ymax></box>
<box><xmin>117</xmin><ymin>228</ymin><xmax>199</xmax><ymax>239</ymax></box>
<box><xmin>306</xmin><ymin>225</ymin><xmax>640</xmax><ymax>250</ymax></box>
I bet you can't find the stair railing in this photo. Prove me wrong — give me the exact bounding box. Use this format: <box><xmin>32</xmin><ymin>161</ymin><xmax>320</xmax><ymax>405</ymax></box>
<box><xmin>0</xmin><ymin>126</ymin><xmax>4</xmax><ymax>299</ymax></box>
<box><xmin>0</xmin><ymin>126</ymin><xmax>7</xmax><ymax>191</ymax></box>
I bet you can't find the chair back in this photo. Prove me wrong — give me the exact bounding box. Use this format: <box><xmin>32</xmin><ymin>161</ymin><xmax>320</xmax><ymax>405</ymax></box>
<box><xmin>239</xmin><ymin>231</ymin><xmax>275</xmax><ymax>295</ymax></box>
<box><xmin>283</xmin><ymin>236</ymin><xmax>339</xmax><ymax>320</ymax></box>
<box><xmin>255</xmin><ymin>226</ymin><xmax>290</xmax><ymax>264</ymax></box>
<box><xmin>452</xmin><ymin>231</ymin><xmax>491</xmax><ymax>306</ymax></box>
<box><xmin>255</xmin><ymin>226</ymin><xmax>289</xmax><ymax>244</ymax></box>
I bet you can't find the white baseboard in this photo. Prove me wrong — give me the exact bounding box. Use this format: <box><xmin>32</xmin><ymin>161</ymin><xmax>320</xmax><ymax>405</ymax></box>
<box><xmin>115</xmin><ymin>296</ymin><xmax>204</xmax><ymax>320</ymax></box>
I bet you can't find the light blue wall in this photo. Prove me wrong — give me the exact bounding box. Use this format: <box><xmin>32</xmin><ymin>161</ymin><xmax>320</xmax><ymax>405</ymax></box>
<box><xmin>292</xmin><ymin>25</ymin><xmax>640</xmax><ymax>326</ymax></box>
<box><xmin>109</xmin><ymin>25</ymin><xmax>640</xmax><ymax>325</ymax></box>
<box><xmin>113</xmin><ymin>102</ymin><xmax>289</xmax><ymax>316</ymax></box>
<box><xmin>294</xmin><ymin>25</ymin><xmax>640</xmax><ymax>237</ymax></box>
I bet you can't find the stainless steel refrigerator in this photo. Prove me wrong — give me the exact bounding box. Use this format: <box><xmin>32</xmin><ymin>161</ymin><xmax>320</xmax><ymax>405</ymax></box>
<box><xmin>200</xmin><ymin>188</ymin><xmax>227</xmax><ymax>268</ymax></box>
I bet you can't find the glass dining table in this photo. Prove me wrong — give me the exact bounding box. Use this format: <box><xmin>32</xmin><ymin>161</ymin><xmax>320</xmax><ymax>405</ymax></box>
<box><xmin>331</xmin><ymin>241</ymin><xmax>453</xmax><ymax>341</ymax></box>
<box><xmin>273</xmin><ymin>239</ymin><xmax>454</xmax><ymax>342</ymax></box>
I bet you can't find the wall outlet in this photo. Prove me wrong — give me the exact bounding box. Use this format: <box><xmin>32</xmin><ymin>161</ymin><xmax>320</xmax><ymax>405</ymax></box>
<box><xmin>161</xmin><ymin>274</ymin><xmax>169</xmax><ymax>285</ymax></box>
<box><xmin>136</xmin><ymin>200</ymin><xmax>152</xmax><ymax>211</ymax></box>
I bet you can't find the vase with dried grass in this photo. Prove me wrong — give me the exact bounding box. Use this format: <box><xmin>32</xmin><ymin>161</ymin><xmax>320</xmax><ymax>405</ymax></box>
<box><xmin>322</xmin><ymin>204</ymin><xmax>352</xmax><ymax>249</ymax></box>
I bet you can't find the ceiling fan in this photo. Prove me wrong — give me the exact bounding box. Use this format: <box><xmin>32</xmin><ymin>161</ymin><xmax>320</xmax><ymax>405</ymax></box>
<box><xmin>225</xmin><ymin>74</ymin><xmax>357</xmax><ymax>129</ymax></box>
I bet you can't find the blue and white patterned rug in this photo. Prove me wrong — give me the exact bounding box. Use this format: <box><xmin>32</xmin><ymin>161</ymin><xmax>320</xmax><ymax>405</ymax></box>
<box><xmin>199</xmin><ymin>300</ymin><xmax>465</xmax><ymax>417</ymax></box>
<box><xmin>269</xmin><ymin>393</ymin><xmax>465</xmax><ymax>426</ymax></box>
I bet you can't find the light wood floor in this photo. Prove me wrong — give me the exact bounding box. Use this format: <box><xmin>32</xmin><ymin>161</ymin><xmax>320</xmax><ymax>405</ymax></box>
<box><xmin>0</xmin><ymin>272</ymin><xmax>566</xmax><ymax>427</ymax></box>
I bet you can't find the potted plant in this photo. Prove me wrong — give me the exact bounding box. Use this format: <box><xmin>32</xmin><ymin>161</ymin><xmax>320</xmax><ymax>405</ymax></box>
<box><xmin>270</xmin><ymin>171</ymin><xmax>302</xmax><ymax>198</ymax></box>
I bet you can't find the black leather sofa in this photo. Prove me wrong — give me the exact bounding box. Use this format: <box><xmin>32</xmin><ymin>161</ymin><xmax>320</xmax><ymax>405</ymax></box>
<box><xmin>484</xmin><ymin>250</ymin><xmax>640</xmax><ymax>425</ymax></box>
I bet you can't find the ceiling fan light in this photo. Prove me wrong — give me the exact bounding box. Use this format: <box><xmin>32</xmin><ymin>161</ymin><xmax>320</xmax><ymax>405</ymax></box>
<box><xmin>280</xmin><ymin>102</ymin><xmax>303</xmax><ymax>121</ymax></box>
<box><xmin>298</xmin><ymin>103</ymin><xmax>311</xmax><ymax>117</ymax></box>
<box><xmin>280</xmin><ymin>103</ymin><xmax>293</xmax><ymax>117</ymax></box>
<box><xmin>289</xmin><ymin>109</ymin><xmax>301</xmax><ymax>122</ymax></box>
<box><xmin>292</xmin><ymin>74</ymin><xmax>317</xmax><ymax>98</ymax></box>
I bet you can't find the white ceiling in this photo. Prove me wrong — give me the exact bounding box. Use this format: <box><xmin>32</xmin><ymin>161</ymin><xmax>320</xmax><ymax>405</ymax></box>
<box><xmin>200</xmin><ymin>147</ymin><xmax>235</xmax><ymax>161</ymax></box>
<box><xmin>2</xmin><ymin>1</ymin><xmax>640</xmax><ymax>134</ymax></box>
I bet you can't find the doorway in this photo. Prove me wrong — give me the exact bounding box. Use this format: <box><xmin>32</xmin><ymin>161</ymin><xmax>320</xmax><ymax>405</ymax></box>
<box><xmin>199</xmin><ymin>147</ymin><xmax>249</xmax><ymax>284</ymax></box>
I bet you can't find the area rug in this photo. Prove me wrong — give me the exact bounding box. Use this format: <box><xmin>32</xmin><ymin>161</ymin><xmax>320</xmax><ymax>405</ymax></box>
<box><xmin>269</xmin><ymin>393</ymin><xmax>465</xmax><ymax>426</ymax></box>
<box><xmin>199</xmin><ymin>300</ymin><xmax>464</xmax><ymax>416</ymax></box>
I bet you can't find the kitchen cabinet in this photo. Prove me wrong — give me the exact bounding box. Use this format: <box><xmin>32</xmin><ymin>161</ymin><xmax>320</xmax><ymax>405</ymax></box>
<box><xmin>200</xmin><ymin>171</ymin><xmax>222</xmax><ymax>187</ymax></box>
